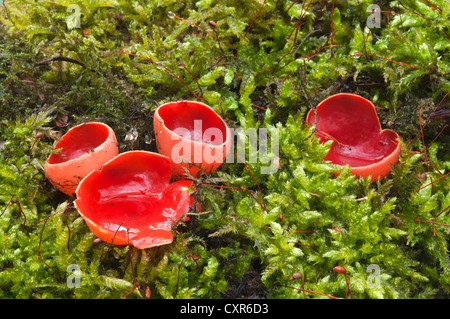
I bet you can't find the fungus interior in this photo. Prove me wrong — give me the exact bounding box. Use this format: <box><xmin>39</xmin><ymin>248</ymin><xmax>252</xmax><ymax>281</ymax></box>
<box><xmin>157</xmin><ymin>101</ymin><xmax>227</xmax><ymax>146</ymax></box>
<box><xmin>48</xmin><ymin>123</ymin><xmax>109</xmax><ymax>164</ymax></box>
<box><xmin>75</xmin><ymin>152</ymin><xmax>193</xmax><ymax>244</ymax></box>
<box><xmin>307</xmin><ymin>94</ymin><xmax>398</xmax><ymax>167</ymax></box>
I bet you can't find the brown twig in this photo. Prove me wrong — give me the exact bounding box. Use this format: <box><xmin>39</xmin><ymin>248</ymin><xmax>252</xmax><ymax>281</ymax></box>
<box><xmin>245</xmin><ymin>0</ymin><xmax>267</xmax><ymax>36</ymax></box>
<box><xmin>36</xmin><ymin>56</ymin><xmax>86</xmax><ymax>68</ymax></box>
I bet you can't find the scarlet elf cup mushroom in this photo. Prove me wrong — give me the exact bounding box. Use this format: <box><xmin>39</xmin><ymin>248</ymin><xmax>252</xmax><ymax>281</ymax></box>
<box><xmin>153</xmin><ymin>101</ymin><xmax>232</xmax><ymax>180</ymax></box>
<box><xmin>306</xmin><ymin>93</ymin><xmax>401</xmax><ymax>181</ymax></box>
<box><xmin>44</xmin><ymin>122</ymin><xmax>119</xmax><ymax>196</ymax></box>
<box><xmin>74</xmin><ymin>151</ymin><xmax>194</xmax><ymax>249</ymax></box>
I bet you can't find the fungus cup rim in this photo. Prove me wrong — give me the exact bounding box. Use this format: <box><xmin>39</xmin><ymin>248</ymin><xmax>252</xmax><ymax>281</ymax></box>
<box><xmin>306</xmin><ymin>93</ymin><xmax>401</xmax><ymax>180</ymax></box>
<box><xmin>154</xmin><ymin>100</ymin><xmax>232</xmax><ymax>179</ymax></box>
<box><xmin>44</xmin><ymin>122</ymin><xmax>119</xmax><ymax>196</ymax></box>
<box><xmin>73</xmin><ymin>150</ymin><xmax>194</xmax><ymax>249</ymax></box>
<box><xmin>46</xmin><ymin>122</ymin><xmax>114</xmax><ymax>164</ymax></box>
<box><xmin>155</xmin><ymin>100</ymin><xmax>231</xmax><ymax>148</ymax></box>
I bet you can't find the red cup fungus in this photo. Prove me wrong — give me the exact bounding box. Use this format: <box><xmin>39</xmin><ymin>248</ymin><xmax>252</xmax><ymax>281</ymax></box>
<box><xmin>154</xmin><ymin>101</ymin><xmax>232</xmax><ymax>180</ymax></box>
<box><xmin>74</xmin><ymin>151</ymin><xmax>194</xmax><ymax>250</ymax></box>
<box><xmin>306</xmin><ymin>93</ymin><xmax>401</xmax><ymax>181</ymax></box>
<box><xmin>44</xmin><ymin>122</ymin><xmax>119</xmax><ymax>196</ymax></box>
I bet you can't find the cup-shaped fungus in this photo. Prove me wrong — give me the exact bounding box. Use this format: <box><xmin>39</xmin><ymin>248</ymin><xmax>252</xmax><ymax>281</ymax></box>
<box><xmin>154</xmin><ymin>101</ymin><xmax>232</xmax><ymax>180</ymax></box>
<box><xmin>306</xmin><ymin>93</ymin><xmax>401</xmax><ymax>181</ymax></box>
<box><xmin>44</xmin><ymin>122</ymin><xmax>119</xmax><ymax>196</ymax></box>
<box><xmin>74</xmin><ymin>151</ymin><xmax>194</xmax><ymax>250</ymax></box>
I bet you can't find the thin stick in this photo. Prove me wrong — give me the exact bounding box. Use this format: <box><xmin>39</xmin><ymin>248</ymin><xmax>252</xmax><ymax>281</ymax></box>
<box><xmin>351</xmin><ymin>52</ymin><xmax>418</xmax><ymax>69</ymax></box>
<box><xmin>235</xmin><ymin>152</ymin><xmax>266</xmax><ymax>211</ymax></box>
<box><xmin>285</xmin><ymin>0</ymin><xmax>300</xmax><ymax>15</ymax></box>
<box><xmin>260</xmin><ymin>225</ymin><xmax>314</xmax><ymax>234</ymax></box>
<box><xmin>252</xmin><ymin>104</ymin><xmax>267</xmax><ymax>111</ymax></box>
<box><xmin>245</xmin><ymin>0</ymin><xmax>267</xmax><ymax>36</ymax></box>
<box><xmin>282</xmin><ymin>285</ymin><xmax>341</xmax><ymax>299</ymax></box>
<box><xmin>167</xmin><ymin>12</ymin><xmax>238</xmax><ymax>57</ymax></box>
<box><xmin>201</xmin><ymin>183</ymin><xmax>265</xmax><ymax>211</ymax></box>
<box><xmin>344</xmin><ymin>274</ymin><xmax>353</xmax><ymax>299</ymax></box>
<box><xmin>415</xmin><ymin>172</ymin><xmax>449</xmax><ymax>192</ymax></box>
<box><xmin>281</xmin><ymin>71</ymin><xmax>292</xmax><ymax>84</ymax></box>
<box><xmin>174</xmin><ymin>254</ymin><xmax>189</xmax><ymax>298</ymax></box>
<box><xmin>356</xmin><ymin>0</ymin><xmax>368</xmax><ymax>59</ymax></box>
<box><xmin>110</xmin><ymin>50</ymin><xmax>205</xmax><ymax>101</ymax></box>
<box><xmin>36</xmin><ymin>56</ymin><xmax>86</xmax><ymax>68</ymax></box>
<box><xmin>0</xmin><ymin>195</ymin><xmax>15</xmax><ymax>218</ymax></box>
<box><xmin>427</xmin><ymin>124</ymin><xmax>448</xmax><ymax>149</ymax></box>
<box><xmin>111</xmin><ymin>222</ymin><xmax>125</xmax><ymax>245</ymax></box>
<box><xmin>174</xmin><ymin>230</ymin><xmax>202</xmax><ymax>270</ymax></box>
<box><xmin>35</xmin><ymin>56</ymin><xmax>104</xmax><ymax>76</ymax></box>
<box><xmin>123</xmin><ymin>278</ymin><xmax>139</xmax><ymax>299</ymax></box>
<box><xmin>408</xmin><ymin>91</ymin><xmax>449</xmax><ymax>147</ymax></box>
<box><xmin>63</xmin><ymin>209</ymin><xmax>71</xmax><ymax>251</ymax></box>
<box><xmin>0</xmin><ymin>197</ymin><xmax>27</xmax><ymax>232</ymax></box>
<box><xmin>418</xmin><ymin>109</ymin><xmax>431</xmax><ymax>172</ymax></box>
<box><xmin>421</xmin><ymin>0</ymin><xmax>442</xmax><ymax>12</ymax></box>
<box><xmin>178</xmin><ymin>62</ymin><xmax>203</xmax><ymax>97</ymax></box>
<box><xmin>435</xmin><ymin>205</ymin><xmax>450</xmax><ymax>219</ymax></box>
<box><xmin>274</xmin><ymin>0</ymin><xmax>313</xmax><ymax>70</ymax></box>
<box><xmin>330</xmin><ymin>0</ymin><xmax>335</xmax><ymax>56</ymax></box>
<box><xmin>414</xmin><ymin>219</ymin><xmax>450</xmax><ymax>227</ymax></box>
<box><xmin>274</xmin><ymin>44</ymin><xmax>341</xmax><ymax>74</ymax></box>
<box><xmin>13</xmin><ymin>200</ymin><xmax>26</xmax><ymax>232</ymax></box>
<box><xmin>38</xmin><ymin>214</ymin><xmax>62</xmax><ymax>283</ymax></box>
<box><xmin>28</xmin><ymin>209</ymin><xmax>61</xmax><ymax>228</ymax></box>
<box><xmin>398</xmin><ymin>1</ymin><xmax>432</xmax><ymax>22</ymax></box>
